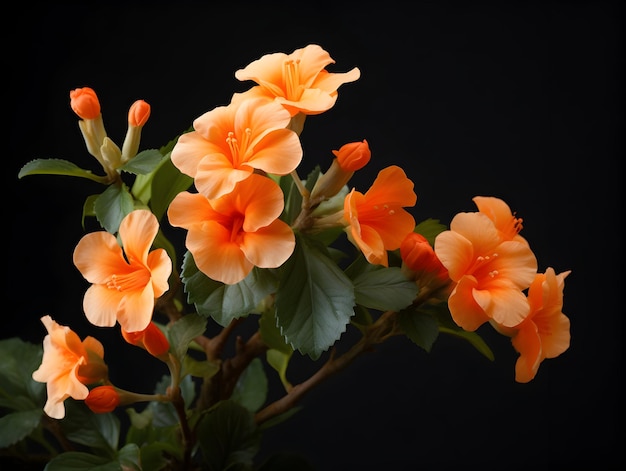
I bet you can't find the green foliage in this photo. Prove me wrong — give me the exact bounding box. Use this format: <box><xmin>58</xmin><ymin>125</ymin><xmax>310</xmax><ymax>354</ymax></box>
<box><xmin>196</xmin><ymin>400</ymin><xmax>261</xmax><ymax>471</ymax></box>
<box><xmin>413</xmin><ymin>218</ymin><xmax>448</xmax><ymax>246</ymax></box>
<box><xmin>275</xmin><ymin>234</ymin><xmax>356</xmax><ymax>360</ymax></box>
<box><xmin>167</xmin><ymin>314</ymin><xmax>208</xmax><ymax>365</ymax></box>
<box><xmin>94</xmin><ymin>182</ymin><xmax>135</xmax><ymax>233</ymax></box>
<box><xmin>119</xmin><ymin>149</ymin><xmax>164</xmax><ymax>175</ymax></box>
<box><xmin>181</xmin><ymin>251</ymin><xmax>279</xmax><ymax>326</ymax></box>
<box><xmin>231</xmin><ymin>358</ymin><xmax>268</xmax><ymax>413</ymax></box>
<box><xmin>18</xmin><ymin>158</ymin><xmax>109</xmax><ymax>184</ymax></box>
<box><xmin>345</xmin><ymin>255</ymin><xmax>418</xmax><ymax>311</ymax></box>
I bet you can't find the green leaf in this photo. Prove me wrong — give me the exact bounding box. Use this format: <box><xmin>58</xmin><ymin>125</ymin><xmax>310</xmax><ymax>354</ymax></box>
<box><xmin>398</xmin><ymin>304</ymin><xmax>441</xmax><ymax>352</ymax></box>
<box><xmin>182</xmin><ymin>355</ymin><xmax>220</xmax><ymax>379</ymax></box>
<box><xmin>125</xmin><ymin>407</ymin><xmax>183</xmax><ymax>463</ymax></box>
<box><xmin>278</xmin><ymin>175</ymin><xmax>301</xmax><ymax>224</ymax></box>
<box><xmin>148</xmin><ymin>153</ymin><xmax>193</xmax><ymax>221</ymax></box>
<box><xmin>94</xmin><ymin>182</ymin><xmax>135</xmax><ymax>233</ymax></box>
<box><xmin>231</xmin><ymin>358</ymin><xmax>268</xmax><ymax>413</ymax></box>
<box><xmin>0</xmin><ymin>409</ymin><xmax>43</xmax><ymax>448</ymax></box>
<box><xmin>181</xmin><ymin>251</ymin><xmax>279</xmax><ymax>326</ymax></box>
<box><xmin>275</xmin><ymin>234</ymin><xmax>355</xmax><ymax>360</ymax></box>
<box><xmin>346</xmin><ymin>256</ymin><xmax>418</xmax><ymax>311</ymax></box>
<box><xmin>17</xmin><ymin>158</ymin><xmax>109</xmax><ymax>184</ymax></box>
<box><xmin>413</xmin><ymin>218</ymin><xmax>448</xmax><ymax>246</ymax></box>
<box><xmin>44</xmin><ymin>451</ymin><xmax>121</xmax><ymax>471</ymax></box>
<box><xmin>259</xmin><ymin>309</ymin><xmax>294</xmax><ymax>391</ymax></box>
<box><xmin>196</xmin><ymin>400</ymin><xmax>261</xmax><ymax>471</ymax></box>
<box><xmin>167</xmin><ymin>314</ymin><xmax>208</xmax><ymax>364</ymax></box>
<box><xmin>435</xmin><ymin>308</ymin><xmax>495</xmax><ymax>361</ymax></box>
<box><xmin>117</xmin><ymin>443</ymin><xmax>141</xmax><ymax>470</ymax></box>
<box><xmin>61</xmin><ymin>400</ymin><xmax>120</xmax><ymax>456</ymax></box>
<box><xmin>119</xmin><ymin>149</ymin><xmax>164</xmax><ymax>175</ymax></box>
<box><xmin>0</xmin><ymin>338</ymin><xmax>45</xmax><ymax>411</ymax></box>
<box><xmin>147</xmin><ymin>375</ymin><xmax>196</xmax><ymax>428</ymax></box>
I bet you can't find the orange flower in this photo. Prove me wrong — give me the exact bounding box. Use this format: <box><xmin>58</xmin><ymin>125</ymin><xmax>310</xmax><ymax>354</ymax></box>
<box><xmin>171</xmin><ymin>96</ymin><xmax>302</xmax><ymax>201</ymax></box>
<box><xmin>32</xmin><ymin>315</ymin><xmax>108</xmax><ymax>419</ymax></box>
<box><xmin>121</xmin><ymin>321</ymin><xmax>170</xmax><ymax>361</ymax></box>
<box><xmin>343</xmin><ymin>165</ymin><xmax>417</xmax><ymax>267</ymax></box>
<box><xmin>234</xmin><ymin>44</ymin><xmax>361</xmax><ymax>117</ymax></box>
<box><xmin>85</xmin><ymin>385</ymin><xmax>120</xmax><ymax>414</ymax></box>
<box><xmin>473</xmin><ymin>196</ymin><xmax>527</xmax><ymax>243</ymax></box>
<box><xmin>434</xmin><ymin>200</ymin><xmax>538</xmax><ymax>331</ymax></box>
<box><xmin>73</xmin><ymin>209</ymin><xmax>172</xmax><ymax>332</ymax></box>
<box><xmin>168</xmin><ymin>174</ymin><xmax>295</xmax><ymax>285</ymax></box>
<box><xmin>508</xmin><ymin>268</ymin><xmax>571</xmax><ymax>383</ymax></box>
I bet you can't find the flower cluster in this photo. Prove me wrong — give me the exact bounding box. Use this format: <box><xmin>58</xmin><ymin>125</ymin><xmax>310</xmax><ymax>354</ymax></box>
<box><xmin>8</xmin><ymin>44</ymin><xmax>571</xmax><ymax>469</ymax></box>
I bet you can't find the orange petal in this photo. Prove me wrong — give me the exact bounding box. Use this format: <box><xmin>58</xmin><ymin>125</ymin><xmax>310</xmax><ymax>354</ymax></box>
<box><xmin>83</xmin><ymin>284</ymin><xmax>123</xmax><ymax>327</ymax></box>
<box><xmin>448</xmin><ymin>276</ymin><xmax>491</xmax><ymax>331</ymax></box>
<box><xmin>73</xmin><ymin>232</ymin><xmax>126</xmax><ymax>284</ymax></box>
<box><xmin>168</xmin><ymin>191</ymin><xmax>216</xmax><ymax>228</ymax></box>
<box><xmin>116</xmin><ymin>284</ymin><xmax>155</xmax><ymax>332</ymax></box>
<box><xmin>119</xmin><ymin>210</ymin><xmax>159</xmax><ymax>264</ymax></box>
<box><xmin>240</xmin><ymin>219</ymin><xmax>295</xmax><ymax>268</ymax></box>
<box><xmin>512</xmin><ymin>323</ymin><xmax>542</xmax><ymax>383</ymax></box>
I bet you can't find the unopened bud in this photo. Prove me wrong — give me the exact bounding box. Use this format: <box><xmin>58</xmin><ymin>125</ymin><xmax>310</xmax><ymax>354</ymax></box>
<box><xmin>70</xmin><ymin>87</ymin><xmax>101</xmax><ymax>120</ymax></box>
<box><xmin>400</xmin><ymin>232</ymin><xmax>451</xmax><ymax>296</ymax></box>
<box><xmin>332</xmin><ymin>140</ymin><xmax>371</xmax><ymax>171</ymax></box>
<box><xmin>85</xmin><ymin>386</ymin><xmax>120</xmax><ymax>414</ymax></box>
<box><xmin>122</xmin><ymin>100</ymin><xmax>151</xmax><ymax>162</ymax></box>
<box><xmin>122</xmin><ymin>322</ymin><xmax>170</xmax><ymax>361</ymax></box>
<box><xmin>128</xmin><ymin>99</ymin><xmax>151</xmax><ymax>127</ymax></box>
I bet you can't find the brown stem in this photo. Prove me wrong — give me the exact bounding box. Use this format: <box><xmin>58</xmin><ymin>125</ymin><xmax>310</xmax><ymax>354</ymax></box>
<box><xmin>254</xmin><ymin>310</ymin><xmax>398</xmax><ymax>425</ymax></box>
<box><xmin>170</xmin><ymin>386</ymin><xmax>193</xmax><ymax>469</ymax></box>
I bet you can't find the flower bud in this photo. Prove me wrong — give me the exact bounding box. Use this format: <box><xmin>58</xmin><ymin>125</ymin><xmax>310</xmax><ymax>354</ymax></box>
<box><xmin>70</xmin><ymin>87</ymin><xmax>101</xmax><ymax>120</ymax></box>
<box><xmin>310</xmin><ymin>140</ymin><xmax>371</xmax><ymax>203</ymax></box>
<box><xmin>85</xmin><ymin>386</ymin><xmax>120</xmax><ymax>414</ymax></box>
<box><xmin>332</xmin><ymin>139</ymin><xmax>371</xmax><ymax>171</ymax></box>
<box><xmin>128</xmin><ymin>99</ymin><xmax>151</xmax><ymax>127</ymax></box>
<box><xmin>122</xmin><ymin>322</ymin><xmax>170</xmax><ymax>361</ymax></box>
<box><xmin>122</xmin><ymin>100</ymin><xmax>151</xmax><ymax>162</ymax></box>
<box><xmin>400</xmin><ymin>232</ymin><xmax>451</xmax><ymax>298</ymax></box>
<box><xmin>100</xmin><ymin>137</ymin><xmax>123</xmax><ymax>173</ymax></box>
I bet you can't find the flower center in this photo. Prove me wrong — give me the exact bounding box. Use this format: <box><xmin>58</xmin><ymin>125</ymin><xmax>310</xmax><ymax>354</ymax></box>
<box><xmin>106</xmin><ymin>268</ymin><xmax>149</xmax><ymax>292</ymax></box>
<box><xmin>226</xmin><ymin>128</ymin><xmax>252</xmax><ymax>167</ymax></box>
<box><xmin>283</xmin><ymin>59</ymin><xmax>303</xmax><ymax>100</ymax></box>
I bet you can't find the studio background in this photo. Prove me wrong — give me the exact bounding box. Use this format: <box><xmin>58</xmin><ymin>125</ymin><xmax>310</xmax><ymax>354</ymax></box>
<box><xmin>7</xmin><ymin>2</ymin><xmax>623</xmax><ymax>470</ymax></box>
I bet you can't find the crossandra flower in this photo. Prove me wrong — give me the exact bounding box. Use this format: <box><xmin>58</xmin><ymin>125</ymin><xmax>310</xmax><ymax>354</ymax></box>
<box><xmin>168</xmin><ymin>174</ymin><xmax>295</xmax><ymax>285</ymax></box>
<box><xmin>32</xmin><ymin>315</ymin><xmax>108</xmax><ymax>419</ymax></box>
<box><xmin>72</xmin><ymin>209</ymin><xmax>172</xmax><ymax>332</ymax></box>
<box><xmin>434</xmin><ymin>198</ymin><xmax>538</xmax><ymax>331</ymax></box>
<box><xmin>502</xmin><ymin>268</ymin><xmax>571</xmax><ymax>383</ymax></box>
<box><xmin>171</xmin><ymin>96</ymin><xmax>302</xmax><ymax>201</ymax></box>
<box><xmin>234</xmin><ymin>44</ymin><xmax>361</xmax><ymax>117</ymax></box>
<box><xmin>343</xmin><ymin>165</ymin><xmax>417</xmax><ymax>267</ymax></box>
<box><xmin>473</xmin><ymin>195</ymin><xmax>527</xmax><ymax>243</ymax></box>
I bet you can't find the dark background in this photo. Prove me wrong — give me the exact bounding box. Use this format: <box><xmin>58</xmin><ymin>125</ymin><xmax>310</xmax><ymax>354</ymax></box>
<box><xmin>7</xmin><ymin>1</ymin><xmax>624</xmax><ymax>470</ymax></box>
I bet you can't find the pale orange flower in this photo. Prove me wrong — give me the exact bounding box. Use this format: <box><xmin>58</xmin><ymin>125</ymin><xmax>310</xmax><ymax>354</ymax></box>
<box><xmin>473</xmin><ymin>196</ymin><xmax>527</xmax><ymax>243</ymax></box>
<box><xmin>73</xmin><ymin>209</ymin><xmax>172</xmax><ymax>332</ymax></box>
<box><xmin>32</xmin><ymin>315</ymin><xmax>108</xmax><ymax>419</ymax></box>
<box><xmin>168</xmin><ymin>174</ymin><xmax>295</xmax><ymax>285</ymax></box>
<box><xmin>434</xmin><ymin>202</ymin><xmax>538</xmax><ymax>331</ymax></box>
<box><xmin>234</xmin><ymin>44</ymin><xmax>361</xmax><ymax>117</ymax></box>
<box><xmin>343</xmin><ymin>165</ymin><xmax>417</xmax><ymax>267</ymax></box>
<box><xmin>170</xmin><ymin>96</ymin><xmax>302</xmax><ymax>201</ymax></box>
<box><xmin>507</xmin><ymin>268</ymin><xmax>571</xmax><ymax>383</ymax></box>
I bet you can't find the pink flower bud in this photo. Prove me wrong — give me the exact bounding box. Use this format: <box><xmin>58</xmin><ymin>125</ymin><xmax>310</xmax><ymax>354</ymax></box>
<box><xmin>332</xmin><ymin>140</ymin><xmax>371</xmax><ymax>171</ymax></box>
<box><xmin>85</xmin><ymin>386</ymin><xmax>120</xmax><ymax>414</ymax></box>
<box><xmin>70</xmin><ymin>87</ymin><xmax>101</xmax><ymax>120</ymax></box>
<box><xmin>128</xmin><ymin>99</ymin><xmax>151</xmax><ymax>127</ymax></box>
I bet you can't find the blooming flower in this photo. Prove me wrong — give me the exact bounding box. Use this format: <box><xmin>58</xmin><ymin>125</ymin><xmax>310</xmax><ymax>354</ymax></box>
<box><xmin>170</xmin><ymin>96</ymin><xmax>302</xmax><ymax>201</ymax></box>
<box><xmin>73</xmin><ymin>209</ymin><xmax>172</xmax><ymax>332</ymax></box>
<box><xmin>343</xmin><ymin>165</ymin><xmax>417</xmax><ymax>267</ymax></box>
<box><xmin>434</xmin><ymin>198</ymin><xmax>538</xmax><ymax>331</ymax></box>
<box><xmin>505</xmin><ymin>268</ymin><xmax>571</xmax><ymax>383</ymax></box>
<box><xmin>32</xmin><ymin>315</ymin><xmax>108</xmax><ymax>419</ymax></box>
<box><xmin>85</xmin><ymin>385</ymin><xmax>120</xmax><ymax>414</ymax></box>
<box><xmin>473</xmin><ymin>196</ymin><xmax>527</xmax><ymax>243</ymax></box>
<box><xmin>234</xmin><ymin>44</ymin><xmax>361</xmax><ymax>117</ymax></box>
<box><xmin>168</xmin><ymin>174</ymin><xmax>296</xmax><ymax>285</ymax></box>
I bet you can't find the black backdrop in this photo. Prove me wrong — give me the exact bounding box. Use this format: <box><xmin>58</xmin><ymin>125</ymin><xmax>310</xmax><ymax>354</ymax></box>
<box><xmin>7</xmin><ymin>2</ymin><xmax>624</xmax><ymax>470</ymax></box>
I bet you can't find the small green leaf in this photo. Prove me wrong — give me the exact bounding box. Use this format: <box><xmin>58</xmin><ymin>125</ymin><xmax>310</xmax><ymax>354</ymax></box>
<box><xmin>167</xmin><ymin>314</ymin><xmax>208</xmax><ymax>363</ymax></box>
<box><xmin>231</xmin><ymin>358</ymin><xmax>268</xmax><ymax>413</ymax></box>
<box><xmin>119</xmin><ymin>149</ymin><xmax>164</xmax><ymax>175</ymax></box>
<box><xmin>181</xmin><ymin>251</ymin><xmax>279</xmax><ymax>326</ymax></box>
<box><xmin>94</xmin><ymin>182</ymin><xmax>135</xmax><ymax>233</ymax></box>
<box><xmin>182</xmin><ymin>355</ymin><xmax>220</xmax><ymax>379</ymax></box>
<box><xmin>398</xmin><ymin>305</ymin><xmax>440</xmax><ymax>352</ymax></box>
<box><xmin>61</xmin><ymin>400</ymin><xmax>120</xmax><ymax>456</ymax></box>
<box><xmin>413</xmin><ymin>218</ymin><xmax>448</xmax><ymax>246</ymax></box>
<box><xmin>196</xmin><ymin>400</ymin><xmax>261</xmax><ymax>471</ymax></box>
<box><xmin>0</xmin><ymin>409</ymin><xmax>43</xmax><ymax>448</ymax></box>
<box><xmin>44</xmin><ymin>451</ymin><xmax>120</xmax><ymax>470</ymax></box>
<box><xmin>117</xmin><ymin>443</ymin><xmax>141</xmax><ymax>470</ymax></box>
<box><xmin>149</xmin><ymin>153</ymin><xmax>193</xmax><ymax>221</ymax></box>
<box><xmin>275</xmin><ymin>234</ymin><xmax>355</xmax><ymax>360</ymax></box>
<box><xmin>18</xmin><ymin>158</ymin><xmax>109</xmax><ymax>184</ymax></box>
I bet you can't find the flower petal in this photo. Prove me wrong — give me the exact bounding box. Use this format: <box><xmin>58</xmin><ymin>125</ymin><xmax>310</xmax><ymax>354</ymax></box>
<box><xmin>73</xmin><ymin>232</ymin><xmax>125</xmax><ymax>284</ymax></box>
